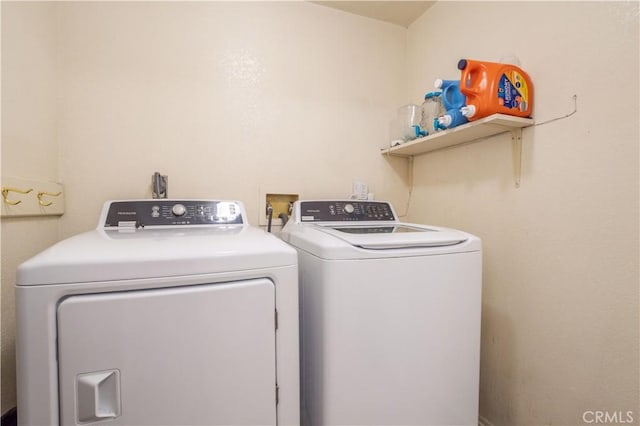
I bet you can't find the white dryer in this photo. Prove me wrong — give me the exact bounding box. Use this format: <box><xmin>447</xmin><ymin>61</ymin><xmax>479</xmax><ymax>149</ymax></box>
<box><xmin>16</xmin><ymin>200</ymin><xmax>299</xmax><ymax>426</ymax></box>
<box><xmin>280</xmin><ymin>200</ymin><xmax>482</xmax><ymax>426</ymax></box>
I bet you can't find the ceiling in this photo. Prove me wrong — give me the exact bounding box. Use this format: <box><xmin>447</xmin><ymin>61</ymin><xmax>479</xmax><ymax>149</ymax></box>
<box><xmin>310</xmin><ymin>1</ymin><xmax>435</xmax><ymax>28</ymax></box>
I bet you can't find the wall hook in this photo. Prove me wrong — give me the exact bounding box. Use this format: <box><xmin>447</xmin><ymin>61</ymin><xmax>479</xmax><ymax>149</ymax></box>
<box><xmin>151</xmin><ymin>172</ymin><xmax>168</xmax><ymax>199</ymax></box>
<box><xmin>37</xmin><ymin>191</ymin><xmax>62</xmax><ymax>206</ymax></box>
<box><xmin>2</xmin><ymin>187</ymin><xmax>33</xmax><ymax>205</ymax></box>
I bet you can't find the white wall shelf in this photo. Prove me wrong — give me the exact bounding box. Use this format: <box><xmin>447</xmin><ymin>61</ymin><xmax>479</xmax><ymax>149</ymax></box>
<box><xmin>380</xmin><ymin>113</ymin><xmax>534</xmax><ymax>187</ymax></box>
<box><xmin>381</xmin><ymin>113</ymin><xmax>533</xmax><ymax>157</ymax></box>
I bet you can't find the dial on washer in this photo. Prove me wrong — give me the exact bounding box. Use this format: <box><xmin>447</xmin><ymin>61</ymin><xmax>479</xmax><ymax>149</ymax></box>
<box><xmin>172</xmin><ymin>204</ymin><xmax>187</xmax><ymax>217</ymax></box>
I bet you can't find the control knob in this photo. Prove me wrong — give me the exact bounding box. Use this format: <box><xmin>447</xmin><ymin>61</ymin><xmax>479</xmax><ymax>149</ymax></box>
<box><xmin>344</xmin><ymin>203</ymin><xmax>355</xmax><ymax>214</ymax></box>
<box><xmin>172</xmin><ymin>204</ymin><xmax>187</xmax><ymax>217</ymax></box>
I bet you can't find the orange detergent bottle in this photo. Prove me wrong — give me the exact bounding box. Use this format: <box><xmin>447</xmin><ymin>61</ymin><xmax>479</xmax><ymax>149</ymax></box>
<box><xmin>457</xmin><ymin>59</ymin><xmax>533</xmax><ymax>121</ymax></box>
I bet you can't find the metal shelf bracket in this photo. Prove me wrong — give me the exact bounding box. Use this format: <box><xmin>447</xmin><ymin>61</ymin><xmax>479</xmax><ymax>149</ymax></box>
<box><xmin>511</xmin><ymin>128</ymin><xmax>523</xmax><ymax>188</ymax></box>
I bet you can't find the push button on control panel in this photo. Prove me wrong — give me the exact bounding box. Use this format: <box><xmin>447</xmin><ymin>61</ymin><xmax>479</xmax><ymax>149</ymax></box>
<box><xmin>151</xmin><ymin>205</ymin><xmax>161</xmax><ymax>218</ymax></box>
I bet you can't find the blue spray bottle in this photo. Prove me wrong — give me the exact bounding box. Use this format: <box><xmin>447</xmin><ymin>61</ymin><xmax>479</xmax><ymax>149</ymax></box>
<box><xmin>433</xmin><ymin>79</ymin><xmax>468</xmax><ymax>130</ymax></box>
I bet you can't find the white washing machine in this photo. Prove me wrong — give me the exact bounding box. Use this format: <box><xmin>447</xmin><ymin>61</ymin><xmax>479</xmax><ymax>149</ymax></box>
<box><xmin>280</xmin><ymin>200</ymin><xmax>482</xmax><ymax>426</ymax></box>
<box><xmin>16</xmin><ymin>199</ymin><xmax>299</xmax><ymax>426</ymax></box>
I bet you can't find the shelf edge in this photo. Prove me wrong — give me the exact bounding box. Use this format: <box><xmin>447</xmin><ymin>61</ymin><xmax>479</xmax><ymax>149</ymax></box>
<box><xmin>380</xmin><ymin>113</ymin><xmax>534</xmax><ymax>157</ymax></box>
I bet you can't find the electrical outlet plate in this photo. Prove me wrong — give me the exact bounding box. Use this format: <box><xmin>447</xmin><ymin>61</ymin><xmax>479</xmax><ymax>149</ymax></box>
<box><xmin>352</xmin><ymin>181</ymin><xmax>369</xmax><ymax>200</ymax></box>
<box><xmin>258</xmin><ymin>186</ymin><xmax>302</xmax><ymax>226</ymax></box>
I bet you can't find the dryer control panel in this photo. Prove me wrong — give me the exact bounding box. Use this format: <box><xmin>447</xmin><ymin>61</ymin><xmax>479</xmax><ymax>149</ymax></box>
<box><xmin>298</xmin><ymin>200</ymin><xmax>396</xmax><ymax>222</ymax></box>
<box><xmin>102</xmin><ymin>200</ymin><xmax>244</xmax><ymax>228</ymax></box>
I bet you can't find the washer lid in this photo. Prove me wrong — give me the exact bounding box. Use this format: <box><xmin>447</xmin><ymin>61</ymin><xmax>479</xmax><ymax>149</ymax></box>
<box><xmin>280</xmin><ymin>222</ymin><xmax>480</xmax><ymax>260</ymax></box>
<box><xmin>281</xmin><ymin>200</ymin><xmax>480</xmax><ymax>259</ymax></box>
<box><xmin>317</xmin><ymin>224</ymin><xmax>467</xmax><ymax>249</ymax></box>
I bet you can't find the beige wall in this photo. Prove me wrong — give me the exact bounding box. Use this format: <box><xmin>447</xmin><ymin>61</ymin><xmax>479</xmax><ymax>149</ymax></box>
<box><xmin>1</xmin><ymin>2</ymin><xmax>61</xmax><ymax>413</ymax></box>
<box><xmin>55</xmin><ymin>1</ymin><xmax>409</xmax><ymax>237</ymax></box>
<box><xmin>2</xmin><ymin>1</ymin><xmax>638</xmax><ymax>423</ymax></box>
<box><xmin>406</xmin><ymin>2</ymin><xmax>639</xmax><ymax>425</ymax></box>
<box><xmin>0</xmin><ymin>1</ymin><xmax>409</xmax><ymax>413</ymax></box>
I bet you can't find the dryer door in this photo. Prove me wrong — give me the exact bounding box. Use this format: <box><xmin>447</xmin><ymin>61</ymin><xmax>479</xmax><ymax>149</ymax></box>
<box><xmin>57</xmin><ymin>279</ymin><xmax>276</xmax><ymax>426</ymax></box>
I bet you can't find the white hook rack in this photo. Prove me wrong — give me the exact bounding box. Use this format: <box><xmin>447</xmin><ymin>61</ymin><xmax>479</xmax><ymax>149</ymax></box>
<box><xmin>1</xmin><ymin>176</ymin><xmax>65</xmax><ymax>217</ymax></box>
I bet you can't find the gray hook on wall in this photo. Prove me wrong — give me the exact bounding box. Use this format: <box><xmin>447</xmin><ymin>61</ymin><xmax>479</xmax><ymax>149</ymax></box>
<box><xmin>151</xmin><ymin>172</ymin><xmax>168</xmax><ymax>199</ymax></box>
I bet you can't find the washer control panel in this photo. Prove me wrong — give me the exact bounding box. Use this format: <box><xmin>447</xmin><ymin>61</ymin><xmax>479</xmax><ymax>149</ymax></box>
<box><xmin>103</xmin><ymin>200</ymin><xmax>244</xmax><ymax>228</ymax></box>
<box><xmin>299</xmin><ymin>200</ymin><xmax>396</xmax><ymax>222</ymax></box>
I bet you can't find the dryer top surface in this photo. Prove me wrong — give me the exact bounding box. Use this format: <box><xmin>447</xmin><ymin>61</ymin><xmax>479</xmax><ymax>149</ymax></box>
<box><xmin>17</xmin><ymin>200</ymin><xmax>296</xmax><ymax>286</ymax></box>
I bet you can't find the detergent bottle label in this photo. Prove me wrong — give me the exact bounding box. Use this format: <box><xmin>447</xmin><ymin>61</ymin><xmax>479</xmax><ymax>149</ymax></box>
<box><xmin>498</xmin><ymin>71</ymin><xmax>530</xmax><ymax>112</ymax></box>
